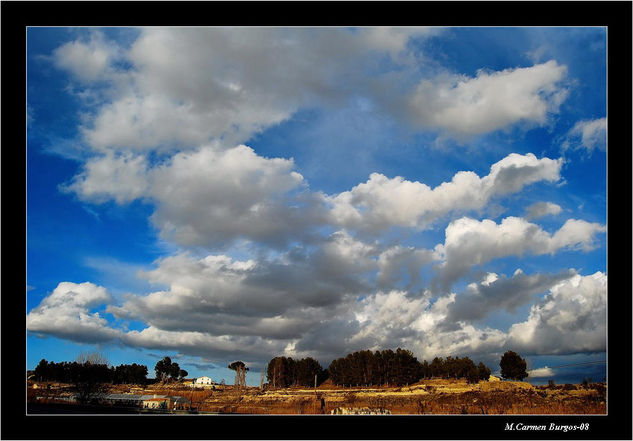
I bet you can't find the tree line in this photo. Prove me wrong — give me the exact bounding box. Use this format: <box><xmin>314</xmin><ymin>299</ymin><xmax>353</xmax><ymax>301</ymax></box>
<box><xmin>33</xmin><ymin>359</ymin><xmax>149</xmax><ymax>384</ymax></box>
<box><xmin>32</xmin><ymin>349</ymin><xmax>528</xmax><ymax>390</ymax></box>
<box><xmin>265</xmin><ymin>348</ymin><xmax>496</xmax><ymax>388</ymax></box>
<box><xmin>327</xmin><ymin>349</ymin><xmax>492</xmax><ymax>386</ymax></box>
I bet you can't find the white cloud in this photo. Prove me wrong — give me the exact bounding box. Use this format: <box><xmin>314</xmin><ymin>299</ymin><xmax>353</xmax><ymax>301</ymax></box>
<box><xmin>357</xmin><ymin>27</ymin><xmax>441</xmax><ymax>58</ymax></box>
<box><xmin>148</xmin><ymin>145</ymin><xmax>315</xmax><ymax>248</ymax></box>
<box><xmin>525</xmin><ymin>201</ymin><xmax>562</xmax><ymax>220</ymax></box>
<box><xmin>508</xmin><ymin>272</ymin><xmax>606</xmax><ymax>354</ymax></box>
<box><xmin>65</xmin><ymin>149</ymin><xmax>565</xmax><ymax>251</ymax></box>
<box><xmin>354</xmin><ymin>290</ymin><xmax>436</xmax><ymax>334</ymax></box>
<box><xmin>446</xmin><ymin>269</ymin><xmax>576</xmax><ymax>322</ymax></box>
<box><xmin>528</xmin><ymin>367</ymin><xmax>555</xmax><ymax>378</ymax></box>
<box><xmin>72</xmin><ymin>27</ymin><xmax>437</xmax><ymax>152</ymax></box>
<box><xmin>563</xmin><ymin>117</ymin><xmax>606</xmax><ymax>153</ymax></box>
<box><xmin>329</xmin><ymin>153</ymin><xmax>562</xmax><ymax>233</ymax></box>
<box><xmin>38</xmin><ymin>29</ymin><xmax>607</xmax><ymax>368</ymax></box>
<box><xmin>408</xmin><ymin>60</ymin><xmax>569</xmax><ymax>138</ymax></box>
<box><xmin>29</xmin><ymin>267</ymin><xmax>606</xmax><ymax>366</ymax></box>
<box><xmin>349</xmin><ymin>289</ymin><xmax>510</xmax><ymax>361</ymax></box>
<box><xmin>53</xmin><ymin>32</ymin><xmax>119</xmax><ymax>82</ymax></box>
<box><xmin>52</xmin><ymin>29</ymin><xmax>570</xmax><ymax>153</ymax></box>
<box><xmin>67</xmin><ymin>144</ymin><xmax>326</xmax><ymax>248</ymax></box>
<box><xmin>550</xmin><ymin>219</ymin><xmax>607</xmax><ymax>252</ymax></box>
<box><xmin>27</xmin><ymin>282</ymin><xmax>121</xmax><ymax>343</ymax></box>
<box><xmin>63</xmin><ymin>152</ymin><xmax>149</xmax><ymax>204</ymax></box>
<box><xmin>121</xmin><ymin>326</ymin><xmax>287</xmax><ymax>363</ymax></box>
<box><xmin>295</xmin><ymin>270</ymin><xmax>605</xmax><ymax>364</ymax></box>
<box><xmin>435</xmin><ymin>216</ymin><xmax>605</xmax><ymax>288</ymax></box>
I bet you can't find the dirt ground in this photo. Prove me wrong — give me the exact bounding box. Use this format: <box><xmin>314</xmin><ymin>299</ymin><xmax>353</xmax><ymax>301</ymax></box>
<box><xmin>28</xmin><ymin>378</ymin><xmax>606</xmax><ymax>415</ymax></box>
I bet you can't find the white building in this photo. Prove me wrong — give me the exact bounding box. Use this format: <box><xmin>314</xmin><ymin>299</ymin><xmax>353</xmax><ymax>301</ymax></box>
<box><xmin>193</xmin><ymin>376</ymin><xmax>214</xmax><ymax>385</ymax></box>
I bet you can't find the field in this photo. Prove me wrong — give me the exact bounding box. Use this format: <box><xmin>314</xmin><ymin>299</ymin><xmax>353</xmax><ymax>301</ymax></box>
<box><xmin>28</xmin><ymin>377</ymin><xmax>606</xmax><ymax>415</ymax></box>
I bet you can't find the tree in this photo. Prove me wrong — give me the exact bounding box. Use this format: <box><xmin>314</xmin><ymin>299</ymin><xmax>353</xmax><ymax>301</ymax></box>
<box><xmin>228</xmin><ymin>361</ymin><xmax>249</xmax><ymax>387</ymax></box>
<box><xmin>429</xmin><ymin>357</ymin><xmax>443</xmax><ymax>378</ymax></box>
<box><xmin>154</xmin><ymin>356</ymin><xmax>175</xmax><ymax>382</ymax></box>
<box><xmin>499</xmin><ymin>351</ymin><xmax>528</xmax><ymax>381</ymax></box>
<box><xmin>294</xmin><ymin>357</ymin><xmax>324</xmax><ymax>387</ymax></box>
<box><xmin>73</xmin><ymin>355</ymin><xmax>111</xmax><ymax>403</ymax></box>
<box><xmin>168</xmin><ymin>361</ymin><xmax>182</xmax><ymax>380</ymax></box>
<box><xmin>477</xmin><ymin>362</ymin><xmax>491</xmax><ymax>381</ymax></box>
<box><xmin>267</xmin><ymin>357</ymin><xmax>294</xmax><ymax>387</ymax></box>
<box><xmin>465</xmin><ymin>364</ymin><xmax>481</xmax><ymax>384</ymax></box>
<box><xmin>34</xmin><ymin>359</ymin><xmax>50</xmax><ymax>382</ymax></box>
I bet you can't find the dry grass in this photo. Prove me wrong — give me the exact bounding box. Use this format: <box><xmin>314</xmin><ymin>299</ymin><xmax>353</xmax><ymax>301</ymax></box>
<box><xmin>188</xmin><ymin>379</ymin><xmax>605</xmax><ymax>415</ymax></box>
<box><xmin>27</xmin><ymin>379</ymin><xmax>606</xmax><ymax>415</ymax></box>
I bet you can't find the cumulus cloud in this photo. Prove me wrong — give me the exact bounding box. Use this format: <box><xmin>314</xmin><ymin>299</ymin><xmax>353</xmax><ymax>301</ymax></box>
<box><xmin>508</xmin><ymin>272</ymin><xmax>606</xmax><ymax>354</ymax></box>
<box><xmin>563</xmin><ymin>117</ymin><xmax>606</xmax><ymax>153</ymax></box>
<box><xmin>36</xmin><ymin>28</ymin><xmax>607</xmax><ymax>370</ymax></box>
<box><xmin>376</xmin><ymin>246</ymin><xmax>434</xmax><ymax>290</ymax></box>
<box><xmin>107</xmin><ymin>230</ymin><xmax>378</xmax><ymax>341</ymax></box>
<box><xmin>72</xmin><ymin>27</ymin><xmax>437</xmax><ymax>151</ymax></box>
<box><xmin>435</xmin><ymin>216</ymin><xmax>606</xmax><ymax>289</ymax></box>
<box><xmin>525</xmin><ymin>201</ymin><xmax>563</xmax><ymax>220</ymax></box>
<box><xmin>28</xmin><ymin>268</ymin><xmax>605</xmax><ymax>367</ymax></box>
<box><xmin>147</xmin><ymin>145</ymin><xmax>319</xmax><ymax>248</ymax></box>
<box><xmin>121</xmin><ymin>326</ymin><xmax>287</xmax><ymax>366</ymax></box>
<box><xmin>336</xmin><ymin>270</ymin><xmax>605</xmax><ymax>362</ymax></box>
<box><xmin>407</xmin><ymin>60</ymin><xmax>569</xmax><ymax>138</ymax></box>
<box><xmin>63</xmin><ymin>152</ymin><xmax>149</xmax><ymax>204</ymax></box>
<box><xmin>356</xmin><ymin>27</ymin><xmax>443</xmax><ymax>62</ymax></box>
<box><xmin>53</xmin><ymin>32</ymin><xmax>119</xmax><ymax>82</ymax></box>
<box><xmin>52</xmin><ymin>29</ymin><xmax>570</xmax><ymax>153</ymax></box>
<box><xmin>446</xmin><ymin>269</ymin><xmax>576</xmax><ymax>322</ymax></box>
<box><xmin>27</xmin><ymin>282</ymin><xmax>121</xmax><ymax>343</ymax></box>
<box><xmin>68</xmin><ymin>144</ymin><xmax>326</xmax><ymax>248</ymax></box>
<box><xmin>329</xmin><ymin>153</ymin><xmax>562</xmax><ymax>233</ymax></box>
<box><xmin>350</xmin><ymin>289</ymin><xmax>509</xmax><ymax>361</ymax></box>
<box><xmin>67</xmin><ymin>146</ymin><xmax>564</xmax><ymax>249</ymax></box>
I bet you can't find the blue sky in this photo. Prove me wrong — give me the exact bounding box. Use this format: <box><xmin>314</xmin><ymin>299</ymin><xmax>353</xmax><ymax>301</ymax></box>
<box><xmin>27</xmin><ymin>27</ymin><xmax>606</xmax><ymax>386</ymax></box>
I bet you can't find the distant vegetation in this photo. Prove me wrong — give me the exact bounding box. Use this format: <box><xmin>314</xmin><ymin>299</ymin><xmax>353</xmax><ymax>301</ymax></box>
<box><xmin>266</xmin><ymin>348</ymin><xmax>492</xmax><ymax>388</ymax></box>
<box><xmin>154</xmin><ymin>356</ymin><xmax>188</xmax><ymax>382</ymax></box>
<box><xmin>33</xmin><ymin>359</ymin><xmax>149</xmax><ymax>385</ymax></box>
<box><xmin>327</xmin><ymin>349</ymin><xmax>491</xmax><ymax>386</ymax></box>
<box><xmin>267</xmin><ymin>356</ymin><xmax>326</xmax><ymax>387</ymax></box>
<box><xmin>32</xmin><ymin>348</ymin><xmax>509</xmax><ymax>389</ymax></box>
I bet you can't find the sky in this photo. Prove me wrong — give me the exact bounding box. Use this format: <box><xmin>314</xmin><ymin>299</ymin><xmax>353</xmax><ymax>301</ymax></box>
<box><xmin>26</xmin><ymin>27</ymin><xmax>607</xmax><ymax>386</ymax></box>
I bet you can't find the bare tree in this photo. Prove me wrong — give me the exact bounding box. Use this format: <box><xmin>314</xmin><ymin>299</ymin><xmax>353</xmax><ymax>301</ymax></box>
<box><xmin>260</xmin><ymin>367</ymin><xmax>266</xmax><ymax>389</ymax></box>
<box><xmin>76</xmin><ymin>351</ymin><xmax>109</xmax><ymax>366</ymax></box>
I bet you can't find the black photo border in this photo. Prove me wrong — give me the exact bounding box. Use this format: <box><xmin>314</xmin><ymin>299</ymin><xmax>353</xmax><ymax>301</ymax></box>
<box><xmin>3</xmin><ymin>1</ymin><xmax>631</xmax><ymax>439</ymax></box>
